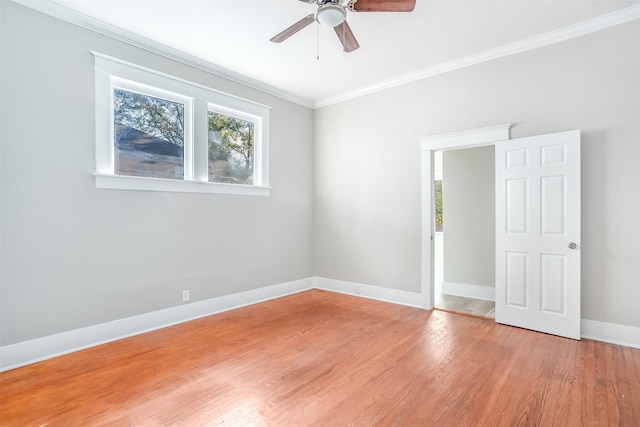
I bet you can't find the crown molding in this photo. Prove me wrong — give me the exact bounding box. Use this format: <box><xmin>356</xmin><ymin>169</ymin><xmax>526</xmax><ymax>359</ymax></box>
<box><xmin>9</xmin><ymin>0</ymin><xmax>315</xmax><ymax>109</ymax></box>
<box><xmin>420</xmin><ymin>123</ymin><xmax>511</xmax><ymax>152</ymax></box>
<box><xmin>313</xmin><ymin>3</ymin><xmax>640</xmax><ymax>109</ymax></box>
<box><xmin>8</xmin><ymin>0</ymin><xmax>640</xmax><ymax>110</ymax></box>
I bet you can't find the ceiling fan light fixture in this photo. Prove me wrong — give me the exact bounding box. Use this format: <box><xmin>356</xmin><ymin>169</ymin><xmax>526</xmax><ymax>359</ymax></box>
<box><xmin>315</xmin><ymin>5</ymin><xmax>346</xmax><ymax>27</ymax></box>
<box><xmin>272</xmin><ymin>0</ymin><xmax>417</xmax><ymax>52</ymax></box>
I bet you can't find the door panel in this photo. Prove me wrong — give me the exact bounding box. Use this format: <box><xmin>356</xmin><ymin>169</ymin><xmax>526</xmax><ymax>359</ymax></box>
<box><xmin>506</xmin><ymin>179</ymin><xmax>528</xmax><ymax>234</ymax></box>
<box><xmin>540</xmin><ymin>254</ymin><xmax>565</xmax><ymax>314</ymax></box>
<box><xmin>506</xmin><ymin>252</ymin><xmax>528</xmax><ymax>307</ymax></box>
<box><xmin>496</xmin><ymin>130</ymin><xmax>581</xmax><ymax>339</ymax></box>
<box><xmin>541</xmin><ymin>176</ymin><xmax>565</xmax><ymax>235</ymax></box>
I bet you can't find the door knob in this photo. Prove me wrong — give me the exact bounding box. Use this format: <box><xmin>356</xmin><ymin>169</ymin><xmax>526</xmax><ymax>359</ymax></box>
<box><xmin>568</xmin><ymin>242</ymin><xmax>577</xmax><ymax>249</ymax></box>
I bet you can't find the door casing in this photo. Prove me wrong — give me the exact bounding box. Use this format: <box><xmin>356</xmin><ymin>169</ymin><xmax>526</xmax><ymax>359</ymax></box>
<box><xmin>419</xmin><ymin>124</ymin><xmax>512</xmax><ymax>309</ymax></box>
<box><xmin>420</xmin><ymin>124</ymin><xmax>581</xmax><ymax>340</ymax></box>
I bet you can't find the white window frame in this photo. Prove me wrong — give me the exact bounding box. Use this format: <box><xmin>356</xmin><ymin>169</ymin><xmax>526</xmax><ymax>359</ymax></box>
<box><xmin>206</xmin><ymin>104</ymin><xmax>263</xmax><ymax>187</ymax></box>
<box><xmin>93</xmin><ymin>52</ymin><xmax>271</xmax><ymax>196</ymax></box>
<box><xmin>112</xmin><ymin>79</ymin><xmax>194</xmax><ymax>181</ymax></box>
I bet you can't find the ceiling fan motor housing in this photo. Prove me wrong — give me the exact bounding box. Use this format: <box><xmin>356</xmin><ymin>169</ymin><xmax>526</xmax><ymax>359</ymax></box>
<box><xmin>274</xmin><ymin>0</ymin><xmax>415</xmax><ymax>51</ymax></box>
<box><xmin>315</xmin><ymin>5</ymin><xmax>347</xmax><ymax>27</ymax></box>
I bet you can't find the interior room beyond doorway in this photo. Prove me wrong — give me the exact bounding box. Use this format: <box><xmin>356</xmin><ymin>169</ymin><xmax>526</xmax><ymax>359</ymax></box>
<box><xmin>434</xmin><ymin>148</ymin><xmax>496</xmax><ymax>318</ymax></box>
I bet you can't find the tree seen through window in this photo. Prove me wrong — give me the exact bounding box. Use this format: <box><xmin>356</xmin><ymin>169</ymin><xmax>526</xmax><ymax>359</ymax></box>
<box><xmin>207</xmin><ymin>112</ymin><xmax>255</xmax><ymax>185</ymax></box>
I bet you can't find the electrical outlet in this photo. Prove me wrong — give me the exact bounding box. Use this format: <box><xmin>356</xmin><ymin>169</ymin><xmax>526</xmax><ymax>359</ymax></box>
<box><xmin>182</xmin><ymin>290</ymin><xmax>190</xmax><ymax>302</ymax></box>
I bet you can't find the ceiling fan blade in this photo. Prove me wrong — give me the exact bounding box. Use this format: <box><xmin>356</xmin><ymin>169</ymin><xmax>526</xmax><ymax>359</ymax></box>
<box><xmin>349</xmin><ymin>0</ymin><xmax>416</xmax><ymax>12</ymax></box>
<box><xmin>270</xmin><ymin>14</ymin><xmax>315</xmax><ymax>43</ymax></box>
<box><xmin>334</xmin><ymin>21</ymin><xmax>359</xmax><ymax>53</ymax></box>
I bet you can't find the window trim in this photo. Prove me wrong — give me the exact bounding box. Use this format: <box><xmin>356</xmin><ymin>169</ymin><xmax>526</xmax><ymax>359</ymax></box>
<box><xmin>112</xmin><ymin>79</ymin><xmax>193</xmax><ymax>181</ymax></box>
<box><xmin>93</xmin><ymin>52</ymin><xmax>271</xmax><ymax>196</ymax></box>
<box><xmin>207</xmin><ymin>105</ymin><xmax>261</xmax><ymax>186</ymax></box>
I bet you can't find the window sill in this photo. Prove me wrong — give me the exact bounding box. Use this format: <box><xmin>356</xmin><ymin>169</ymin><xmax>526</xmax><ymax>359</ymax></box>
<box><xmin>94</xmin><ymin>173</ymin><xmax>271</xmax><ymax>196</ymax></box>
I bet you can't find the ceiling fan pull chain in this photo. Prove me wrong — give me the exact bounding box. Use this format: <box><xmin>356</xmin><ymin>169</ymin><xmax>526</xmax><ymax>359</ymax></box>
<box><xmin>317</xmin><ymin>22</ymin><xmax>320</xmax><ymax>60</ymax></box>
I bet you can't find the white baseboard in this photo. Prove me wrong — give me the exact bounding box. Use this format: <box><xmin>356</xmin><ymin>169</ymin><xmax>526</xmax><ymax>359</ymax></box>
<box><xmin>442</xmin><ymin>281</ymin><xmax>495</xmax><ymax>301</ymax></box>
<box><xmin>581</xmin><ymin>319</ymin><xmax>640</xmax><ymax>349</ymax></box>
<box><xmin>0</xmin><ymin>277</ymin><xmax>314</xmax><ymax>372</ymax></box>
<box><xmin>3</xmin><ymin>276</ymin><xmax>637</xmax><ymax>371</ymax></box>
<box><xmin>314</xmin><ymin>276</ymin><xmax>422</xmax><ymax>308</ymax></box>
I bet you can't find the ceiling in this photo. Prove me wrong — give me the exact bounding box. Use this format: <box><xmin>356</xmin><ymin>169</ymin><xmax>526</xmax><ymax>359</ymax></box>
<box><xmin>37</xmin><ymin>0</ymin><xmax>640</xmax><ymax>106</ymax></box>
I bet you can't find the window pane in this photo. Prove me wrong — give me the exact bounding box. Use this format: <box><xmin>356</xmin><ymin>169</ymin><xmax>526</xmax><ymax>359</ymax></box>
<box><xmin>113</xmin><ymin>88</ymin><xmax>185</xmax><ymax>180</ymax></box>
<box><xmin>435</xmin><ymin>180</ymin><xmax>443</xmax><ymax>232</ymax></box>
<box><xmin>207</xmin><ymin>111</ymin><xmax>254</xmax><ymax>185</ymax></box>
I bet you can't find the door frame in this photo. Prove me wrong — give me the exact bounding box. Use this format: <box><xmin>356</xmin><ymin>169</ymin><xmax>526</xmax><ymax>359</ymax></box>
<box><xmin>419</xmin><ymin>124</ymin><xmax>512</xmax><ymax>309</ymax></box>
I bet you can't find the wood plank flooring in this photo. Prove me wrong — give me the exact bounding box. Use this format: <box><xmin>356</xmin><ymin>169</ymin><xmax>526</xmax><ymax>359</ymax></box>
<box><xmin>1</xmin><ymin>289</ymin><xmax>638</xmax><ymax>426</ymax></box>
<box><xmin>435</xmin><ymin>293</ymin><xmax>496</xmax><ymax>318</ymax></box>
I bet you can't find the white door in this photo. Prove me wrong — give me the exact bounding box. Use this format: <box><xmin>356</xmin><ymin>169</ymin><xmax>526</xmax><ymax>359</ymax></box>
<box><xmin>495</xmin><ymin>130</ymin><xmax>581</xmax><ymax>339</ymax></box>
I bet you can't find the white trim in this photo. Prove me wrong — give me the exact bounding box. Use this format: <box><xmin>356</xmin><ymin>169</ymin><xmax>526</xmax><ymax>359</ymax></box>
<box><xmin>9</xmin><ymin>1</ymin><xmax>640</xmax><ymax>109</ymax></box>
<box><xmin>94</xmin><ymin>52</ymin><xmax>271</xmax><ymax>119</ymax></box>
<box><xmin>420</xmin><ymin>124</ymin><xmax>511</xmax><ymax>311</ymax></box>
<box><xmin>0</xmin><ymin>278</ymin><xmax>314</xmax><ymax>372</ymax></box>
<box><xmin>420</xmin><ymin>149</ymin><xmax>435</xmax><ymax>310</ymax></box>
<box><xmin>10</xmin><ymin>0</ymin><xmax>314</xmax><ymax>108</ymax></box>
<box><xmin>581</xmin><ymin>319</ymin><xmax>640</xmax><ymax>349</ymax></box>
<box><xmin>94</xmin><ymin>173</ymin><xmax>271</xmax><ymax>196</ymax></box>
<box><xmin>441</xmin><ymin>281</ymin><xmax>495</xmax><ymax>302</ymax></box>
<box><xmin>314</xmin><ymin>277</ymin><xmax>422</xmax><ymax>308</ymax></box>
<box><xmin>93</xmin><ymin>52</ymin><xmax>272</xmax><ymax>117</ymax></box>
<box><xmin>91</xmin><ymin>51</ymin><xmax>272</xmax><ymax>118</ymax></box>
<box><xmin>2</xmin><ymin>277</ymin><xmax>638</xmax><ymax>371</ymax></box>
<box><xmin>94</xmin><ymin>52</ymin><xmax>270</xmax><ymax>194</ymax></box>
<box><xmin>313</xmin><ymin>4</ymin><xmax>640</xmax><ymax>108</ymax></box>
<box><xmin>420</xmin><ymin>124</ymin><xmax>511</xmax><ymax>152</ymax></box>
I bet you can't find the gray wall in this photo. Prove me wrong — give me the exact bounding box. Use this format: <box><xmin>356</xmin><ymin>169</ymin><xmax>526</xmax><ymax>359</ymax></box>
<box><xmin>0</xmin><ymin>2</ymin><xmax>314</xmax><ymax>345</ymax></box>
<box><xmin>2</xmin><ymin>2</ymin><xmax>639</xmax><ymax>348</ymax></box>
<box><xmin>314</xmin><ymin>20</ymin><xmax>640</xmax><ymax>328</ymax></box>
<box><xmin>442</xmin><ymin>146</ymin><xmax>495</xmax><ymax>289</ymax></box>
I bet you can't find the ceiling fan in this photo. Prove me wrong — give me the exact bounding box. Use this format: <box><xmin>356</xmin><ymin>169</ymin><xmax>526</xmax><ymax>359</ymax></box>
<box><xmin>270</xmin><ymin>0</ymin><xmax>416</xmax><ymax>53</ymax></box>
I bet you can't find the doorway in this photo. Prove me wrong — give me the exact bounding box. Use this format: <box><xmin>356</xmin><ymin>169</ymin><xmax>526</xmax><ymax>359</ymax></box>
<box><xmin>418</xmin><ymin>124</ymin><xmax>511</xmax><ymax>311</ymax></box>
<box><xmin>420</xmin><ymin>125</ymin><xmax>582</xmax><ymax>340</ymax></box>
<box><xmin>433</xmin><ymin>148</ymin><xmax>496</xmax><ymax>318</ymax></box>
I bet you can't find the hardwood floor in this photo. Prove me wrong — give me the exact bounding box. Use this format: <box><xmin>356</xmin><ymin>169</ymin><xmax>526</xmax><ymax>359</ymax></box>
<box><xmin>1</xmin><ymin>289</ymin><xmax>638</xmax><ymax>426</ymax></box>
<box><xmin>435</xmin><ymin>293</ymin><xmax>495</xmax><ymax>318</ymax></box>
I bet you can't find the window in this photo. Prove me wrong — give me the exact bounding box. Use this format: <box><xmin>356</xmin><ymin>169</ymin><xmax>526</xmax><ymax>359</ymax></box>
<box><xmin>114</xmin><ymin>86</ymin><xmax>187</xmax><ymax>180</ymax></box>
<box><xmin>93</xmin><ymin>52</ymin><xmax>270</xmax><ymax>196</ymax></box>
<box><xmin>207</xmin><ymin>109</ymin><xmax>255</xmax><ymax>185</ymax></box>
<box><xmin>434</xmin><ymin>179</ymin><xmax>443</xmax><ymax>232</ymax></box>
